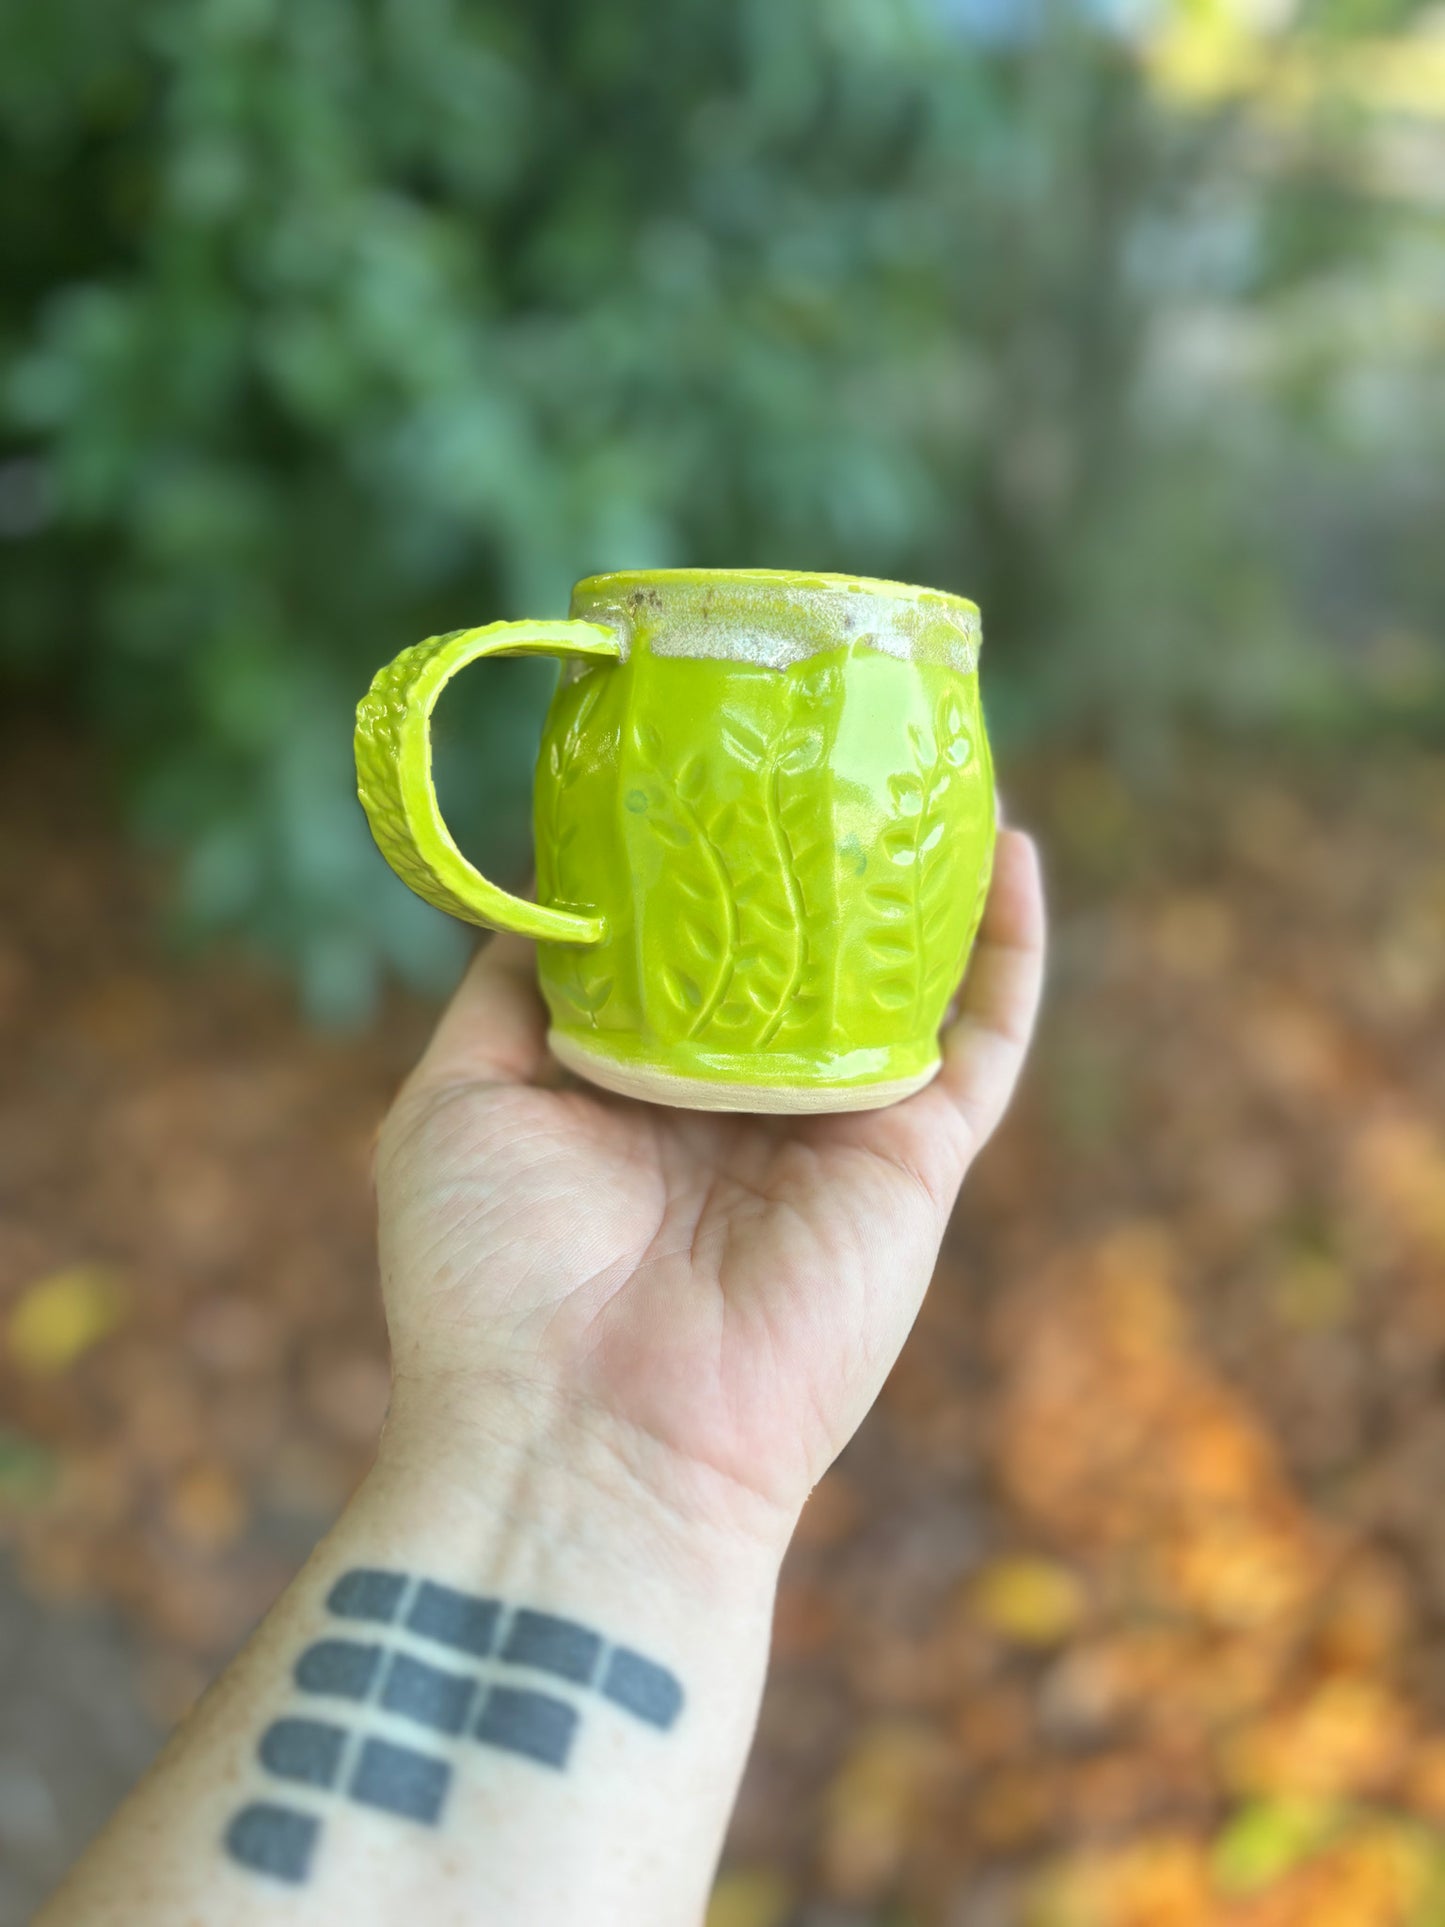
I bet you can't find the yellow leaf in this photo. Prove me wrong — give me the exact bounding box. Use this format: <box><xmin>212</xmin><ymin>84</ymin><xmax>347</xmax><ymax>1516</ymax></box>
<box><xmin>820</xmin><ymin>1722</ymin><xmax>950</xmax><ymax>1902</ymax></box>
<box><xmin>1211</xmin><ymin>1796</ymin><xmax>1344</xmax><ymax>1894</ymax></box>
<box><xmin>6</xmin><ymin>1265</ymin><xmax>128</xmax><ymax>1376</ymax></box>
<box><xmin>1270</xmin><ymin>1251</ymin><xmax>1354</xmax><ymax>1332</ymax></box>
<box><xmin>706</xmin><ymin>1868</ymin><xmax>793</xmax><ymax>1927</ymax></box>
<box><xmin>971</xmin><ymin>1557</ymin><xmax>1085</xmax><ymax>1647</ymax></box>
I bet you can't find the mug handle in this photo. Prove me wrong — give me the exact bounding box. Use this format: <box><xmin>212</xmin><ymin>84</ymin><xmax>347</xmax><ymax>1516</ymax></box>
<box><xmin>355</xmin><ymin>619</ymin><xmax>621</xmax><ymax>944</ymax></box>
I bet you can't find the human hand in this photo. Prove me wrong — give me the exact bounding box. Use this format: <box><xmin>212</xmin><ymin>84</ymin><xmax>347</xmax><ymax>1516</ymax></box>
<box><xmin>33</xmin><ymin>833</ymin><xmax>1044</xmax><ymax>1927</ymax></box>
<box><xmin>375</xmin><ymin>827</ymin><xmax>1045</xmax><ymax>1559</ymax></box>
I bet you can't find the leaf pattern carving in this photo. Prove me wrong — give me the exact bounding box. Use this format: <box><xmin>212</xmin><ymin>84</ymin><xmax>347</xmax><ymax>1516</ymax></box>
<box><xmin>767</xmin><ymin>662</ymin><xmax>843</xmax><ymax>1044</ymax></box>
<box><xmin>863</xmin><ymin>683</ymin><xmax>977</xmax><ymax>1024</ymax></box>
<box><xmin>544</xmin><ymin>645</ymin><xmax>991</xmax><ymax>1068</ymax></box>
<box><xmin>631</xmin><ymin>723</ymin><xmax>740</xmax><ymax>1041</ymax></box>
<box><xmin>632</xmin><ymin>660</ymin><xmax>847</xmax><ymax>1050</ymax></box>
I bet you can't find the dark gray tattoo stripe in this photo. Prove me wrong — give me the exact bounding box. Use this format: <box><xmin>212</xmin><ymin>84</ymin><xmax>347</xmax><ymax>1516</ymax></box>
<box><xmin>380</xmin><ymin>1650</ymin><xmax>478</xmax><ymax>1736</ymax></box>
<box><xmin>350</xmin><ymin>1736</ymin><xmax>451</xmax><ymax>1823</ymax></box>
<box><xmin>225</xmin><ymin>1803</ymin><xmax>319</xmax><ymax>1885</ymax></box>
<box><xmin>600</xmin><ymin>1646</ymin><xmax>684</xmax><ymax>1730</ymax></box>
<box><xmin>258</xmin><ymin>1717</ymin><xmax>347</xmax><ymax>1789</ymax></box>
<box><xmin>225</xmin><ymin>1569</ymin><xmax>685</xmax><ymax>1889</ymax></box>
<box><xmin>318</xmin><ymin>1570</ymin><xmax>684</xmax><ymax>1728</ymax></box>
<box><xmin>295</xmin><ymin>1637</ymin><xmax>383</xmax><ymax>1701</ymax></box>
<box><xmin>327</xmin><ymin>1568</ymin><xmax>408</xmax><ymax>1623</ymax></box>
<box><xmin>406</xmin><ymin>1579</ymin><xmax>501</xmax><ymax>1657</ymax></box>
<box><xmin>475</xmin><ymin>1685</ymin><xmax>578</xmax><ymax>1769</ymax></box>
<box><xmin>500</xmin><ymin>1608</ymin><xmax>602</xmax><ymax>1686</ymax></box>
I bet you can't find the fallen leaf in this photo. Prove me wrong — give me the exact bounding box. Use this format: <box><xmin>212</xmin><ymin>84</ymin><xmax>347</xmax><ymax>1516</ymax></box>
<box><xmin>1220</xmin><ymin>1678</ymin><xmax>1413</xmax><ymax>1804</ymax></box>
<box><xmin>1351</xmin><ymin>1115</ymin><xmax>1445</xmax><ymax>1261</ymax></box>
<box><xmin>165</xmin><ymin>1461</ymin><xmax>250</xmax><ymax>1553</ymax></box>
<box><xmin>819</xmin><ymin>1721</ymin><xmax>951</xmax><ymax>1902</ymax></box>
<box><xmin>1028</xmin><ymin>1833</ymin><xmax>1214</xmax><ymax>1927</ymax></box>
<box><xmin>969</xmin><ymin>1557</ymin><xmax>1086</xmax><ymax>1648</ymax></box>
<box><xmin>706</xmin><ymin>1867</ymin><xmax>794</xmax><ymax>1927</ymax></box>
<box><xmin>6</xmin><ymin>1265</ymin><xmax>127</xmax><ymax>1375</ymax></box>
<box><xmin>1237</xmin><ymin>1818</ymin><xmax>1445</xmax><ymax>1927</ymax></box>
<box><xmin>1314</xmin><ymin>1559</ymin><xmax>1413</xmax><ymax>1675</ymax></box>
<box><xmin>1210</xmin><ymin>1797</ymin><xmax>1344</xmax><ymax>1895</ymax></box>
<box><xmin>1269</xmin><ymin>1252</ymin><xmax>1355</xmax><ymax>1332</ymax></box>
<box><xmin>1400</xmin><ymin>1740</ymin><xmax>1445</xmax><ymax>1825</ymax></box>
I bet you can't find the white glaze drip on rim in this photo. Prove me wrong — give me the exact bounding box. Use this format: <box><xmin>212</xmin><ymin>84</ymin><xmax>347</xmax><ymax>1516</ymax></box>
<box><xmin>569</xmin><ymin>569</ymin><xmax>981</xmax><ymax>676</ymax></box>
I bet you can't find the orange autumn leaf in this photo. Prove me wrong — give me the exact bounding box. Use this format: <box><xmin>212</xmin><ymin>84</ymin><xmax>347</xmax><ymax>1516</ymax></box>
<box><xmin>1219</xmin><ymin>1678</ymin><xmax>1413</xmax><ymax>1804</ymax></box>
<box><xmin>1029</xmin><ymin>1834</ymin><xmax>1215</xmax><ymax>1927</ymax></box>
<box><xmin>1164</xmin><ymin>1515</ymin><xmax>1317</xmax><ymax>1631</ymax></box>
<box><xmin>1230</xmin><ymin>1822</ymin><xmax>1441</xmax><ymax>1927</ymax></box>
<box><xmin>1351</xmin><ymin>1115</ymin><xmax>1445</xmax><ymax>1260</ymax></box>
<box><xmin>1401</xmin><ymin>1739</ymin><xmax>1445</xmax><ymax>1824</ymax></box>
<box><xmin>164</xmin><ymin>1461</ymin><xmax>250</xmax><ymax>1553</ymax></box>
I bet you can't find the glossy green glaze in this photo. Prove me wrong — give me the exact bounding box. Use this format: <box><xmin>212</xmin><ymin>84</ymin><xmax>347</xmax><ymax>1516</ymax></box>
<box><xmin>355</xmin><ymin>569</ymin><xmax>996</xmax><ymax>1112</ymax></box>
<box><xmin>355</xmin><ymin>618</ymin><xmax>622</xmax><ymax>945</ymax></box>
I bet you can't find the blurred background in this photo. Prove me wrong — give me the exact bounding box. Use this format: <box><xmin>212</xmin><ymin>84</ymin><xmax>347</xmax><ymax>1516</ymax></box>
<box><xmin>2</xmin><ymin>0</ymin><xmax>1444</xmax><ymax>1920</ymax></box>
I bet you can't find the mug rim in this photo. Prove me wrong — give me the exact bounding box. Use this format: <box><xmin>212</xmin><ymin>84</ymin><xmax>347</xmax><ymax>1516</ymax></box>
<box><xmin>572</xmin><ymin>566</ymin><xmax>980</xmax><ymax>621</ymax></box>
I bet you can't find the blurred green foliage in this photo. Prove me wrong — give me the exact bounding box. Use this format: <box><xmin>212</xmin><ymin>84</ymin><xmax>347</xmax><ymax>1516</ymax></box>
<box><xmin>1</xmin><ymin>0</ymin><xmax>1441</xmax><ymax>1015</ymax></box>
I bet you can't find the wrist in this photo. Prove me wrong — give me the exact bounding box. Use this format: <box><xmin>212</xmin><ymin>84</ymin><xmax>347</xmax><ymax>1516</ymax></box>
<box><xmin>374</xmin><ymin>1368</ymin><xmax>791</xmax><ymax>1618</ymax></box>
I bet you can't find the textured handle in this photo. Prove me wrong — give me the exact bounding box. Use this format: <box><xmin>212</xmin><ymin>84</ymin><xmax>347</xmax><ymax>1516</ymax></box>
<box><xmin>355</xmin><ymin>619</ymin><xmax>621</xmax><ymax>943</ymax></box>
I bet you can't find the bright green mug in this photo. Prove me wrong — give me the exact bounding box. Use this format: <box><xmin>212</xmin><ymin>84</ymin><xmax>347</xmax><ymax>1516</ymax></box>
<box><xmin>355</xmin><ymin>568</ymin><xmax>995</xmax><ymax>1112</ymax></box>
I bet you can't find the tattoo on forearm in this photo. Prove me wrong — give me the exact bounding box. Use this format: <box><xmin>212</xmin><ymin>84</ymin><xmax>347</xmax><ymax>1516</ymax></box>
<box><xmin>222</xmin><ymin>1568</ymin><xmax>685</xmax><ymax>1886</ymax></box>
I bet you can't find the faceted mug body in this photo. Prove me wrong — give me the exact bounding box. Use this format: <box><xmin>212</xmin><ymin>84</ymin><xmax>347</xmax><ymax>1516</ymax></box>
<box><xmin>356</xmin><ymin>568</ymin><xmax>995</xmax><ymax>1112</ymax></box>
<box><xmin>532</xmin><ymin>571</ymin><xmax>995</xmax><ymax>1110</ymax></box>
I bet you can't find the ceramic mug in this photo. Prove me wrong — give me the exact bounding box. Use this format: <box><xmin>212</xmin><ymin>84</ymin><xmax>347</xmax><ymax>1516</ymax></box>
<box><xmin>355</xmin><ymin>568</ymin><xmax>996</xmax><ymax>1112</ymax></box>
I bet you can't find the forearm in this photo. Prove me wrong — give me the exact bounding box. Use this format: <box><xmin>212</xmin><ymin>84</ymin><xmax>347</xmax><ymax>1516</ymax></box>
<box><xmin>38</xmin><ymin>1387</ymin><xmax>784</xmax><ymax>1927</ymax></box>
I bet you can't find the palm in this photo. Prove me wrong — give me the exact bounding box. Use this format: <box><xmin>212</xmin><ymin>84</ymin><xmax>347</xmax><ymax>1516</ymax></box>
<box><xmin>378</xmin><ymin>831</ymin><xmax>1044</xmax><ymax>1526</ymax></box>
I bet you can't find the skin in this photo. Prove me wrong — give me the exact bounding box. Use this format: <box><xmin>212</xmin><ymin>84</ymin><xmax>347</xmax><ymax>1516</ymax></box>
<box><xmin>37</xmin><ymin>827</ymin><xmax>1046</xmax><ymax>1927</ymax></box>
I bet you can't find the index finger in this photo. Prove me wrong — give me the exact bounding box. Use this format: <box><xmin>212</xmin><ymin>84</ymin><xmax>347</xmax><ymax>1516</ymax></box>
<box><xmin>933</xmin><ymin>826</ymin><xmax>1047</xmax><ymax>1150</ymax></box>
<box><xmin>413</xmin><ymin>928</ymin><xmax>549</xmax><ymax>1089</ymax></box>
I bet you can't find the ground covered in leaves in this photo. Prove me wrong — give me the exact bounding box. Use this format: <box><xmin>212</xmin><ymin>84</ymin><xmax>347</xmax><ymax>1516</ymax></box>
<box><xmin>3</xmin><ymin>724</ymin><xmax>1445</xmax><ymax>1925</ymax></box>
